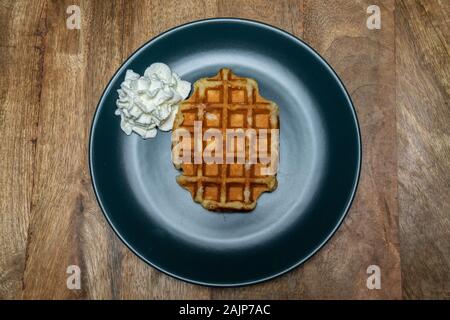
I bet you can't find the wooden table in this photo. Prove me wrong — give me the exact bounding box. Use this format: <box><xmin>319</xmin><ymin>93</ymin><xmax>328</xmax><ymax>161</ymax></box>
<box><xmin>0</xmin><ymin>0</ymin><xmax>448</xmax><ymax>299</ymax></box>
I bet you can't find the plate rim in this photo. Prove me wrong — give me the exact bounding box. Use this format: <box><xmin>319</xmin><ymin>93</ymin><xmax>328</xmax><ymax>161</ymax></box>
<box><xmin>89</xmin><ymin>17</ymin><xmax>362</xmax><ymax>287</ymax></box>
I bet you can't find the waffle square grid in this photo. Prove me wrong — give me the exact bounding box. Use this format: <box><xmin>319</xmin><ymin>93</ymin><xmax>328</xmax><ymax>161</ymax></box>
<box><xmin>172</xmin><ymin>68</ymin><xmax>279</xmax><ymax>211</ymax></box>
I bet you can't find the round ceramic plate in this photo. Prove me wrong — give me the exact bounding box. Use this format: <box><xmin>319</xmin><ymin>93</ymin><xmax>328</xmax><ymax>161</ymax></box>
<box><xmin>89</xmin><ymin>18</ymin><xmax>361</xmax><ymax>286</ymax></box>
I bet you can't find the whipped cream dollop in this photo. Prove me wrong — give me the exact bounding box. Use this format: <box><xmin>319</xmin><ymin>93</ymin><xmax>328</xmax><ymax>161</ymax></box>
<box><xmin>115</xmin><ymin>63</ymin><xmax>191</xmax><ymax>138</ymax></box>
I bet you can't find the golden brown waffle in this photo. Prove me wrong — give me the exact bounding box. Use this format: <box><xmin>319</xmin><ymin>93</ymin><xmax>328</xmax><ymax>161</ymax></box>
<box><xmin>172</xmin><ymin>68</ymin><xmax>279</xmax><ymax>211</ymax></box>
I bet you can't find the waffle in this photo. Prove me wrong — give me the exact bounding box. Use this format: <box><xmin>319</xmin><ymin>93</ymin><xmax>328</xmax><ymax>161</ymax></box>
<box><xmin>171</xmin><ymin>68</ymin><xmax>279</xmax><ymax>211</ymax></box>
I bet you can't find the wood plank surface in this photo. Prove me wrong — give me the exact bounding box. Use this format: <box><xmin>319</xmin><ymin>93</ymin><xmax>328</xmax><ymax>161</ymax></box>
<box><xmin>0</xmin><ymin>0</ymin><xmax>448</xmax><ymax>299</ymax></box>
<box><xmin>396</xmin><ymin>0</ymin><xmax>450</xmax><ymax>299</ymax></box>
<box><xmin>301</xmin><ymin>0</ymin><xmax>401</xmax><ymax>299</ymax></box>
<box><xmin>0</xmin><ymin>0</ymin><xmax>46</xmax><ymax>299</ymax></box>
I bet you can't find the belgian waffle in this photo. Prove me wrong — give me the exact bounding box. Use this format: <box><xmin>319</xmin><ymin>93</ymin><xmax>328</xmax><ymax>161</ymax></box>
<box><xmin>171</xmin><ymin>68</ymin><xmax>279</xmax><ymax>211</ymax></box>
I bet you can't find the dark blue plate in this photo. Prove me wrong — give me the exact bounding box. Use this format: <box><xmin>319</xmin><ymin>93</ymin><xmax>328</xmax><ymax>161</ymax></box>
<box><xmin>89</xmin><ymin>18</ymin><xmax>361</xmax><ymax>287</ymax></box>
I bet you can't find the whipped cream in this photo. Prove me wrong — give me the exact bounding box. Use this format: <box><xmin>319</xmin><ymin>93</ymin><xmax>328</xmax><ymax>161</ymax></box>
<box><xmin>115</xmin><ymin>63</ymin><xmax>191</xmax><ymax>138</ymax></box>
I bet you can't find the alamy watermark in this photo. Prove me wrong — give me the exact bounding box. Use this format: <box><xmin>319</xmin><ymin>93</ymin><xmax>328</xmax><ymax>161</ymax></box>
<box><xmin>366</xmin><ymin>5</ymin><xmax>381</xmax><ymax>30</ymax></box>
<box><xmin>66</xmin><ymin>5</ymin><xmax>81</xmax><ymax>30</ymax></box>
<box><xmin>172</xmin><ymin>122</ymin><xmax>279</xmax><ymax>175</ymax></box>
<box><xmin>366</xmin><ymin>265</ymin><xmax>381</xmax><ymax>290</ymax></box>
<box><xmin>66</xmin><ymin>265</ymin><xmax>81</xmax><ymax>290</ymax></box>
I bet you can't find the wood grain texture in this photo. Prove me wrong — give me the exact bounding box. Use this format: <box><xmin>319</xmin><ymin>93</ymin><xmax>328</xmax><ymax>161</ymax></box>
<box><xmin>396</xmin><ymin>0</ymin><xmax>450</xmax><ymax>299</ymax></box>
<box><xmin>0</xmin><ymin>0</ymin><xmax>448</xmax><ymax>299</ymax></box>
<box><xmin>301</xmin><ymin>0</ymin><xmax>401</xmax><ymax>299</ymax></box>
<box><xmin>0</xmin><ymin>0</ymin><xmax>46</xmax><ymax>299</ymax></box>
<box><xmin>20</xmin><ymin>0</ymin><xmax>217</xmax><ymax>300</ymax></box>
